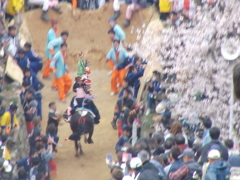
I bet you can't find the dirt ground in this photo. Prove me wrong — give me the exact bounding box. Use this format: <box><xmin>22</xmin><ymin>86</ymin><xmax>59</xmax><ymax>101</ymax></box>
<box><xmin>22</xmin><ymin>3</ymin><xmax>155</xmax><ymax>179</ymax></box>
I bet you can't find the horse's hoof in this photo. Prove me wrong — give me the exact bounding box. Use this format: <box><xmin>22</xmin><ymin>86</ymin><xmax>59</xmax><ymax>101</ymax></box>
<box><xmin>87</xmin><ymin>139</ymin><xmax>94</xmax><ymax>144</ymax></box>
<box><xmin>75</xmin><ymin>153</ymin><xmax>79</xmax><ymax>157</ymax></box>
<box><xmin>80</xmin><ymin>151</ymin><xmax>84</xmax><ymax>155</ymax></box>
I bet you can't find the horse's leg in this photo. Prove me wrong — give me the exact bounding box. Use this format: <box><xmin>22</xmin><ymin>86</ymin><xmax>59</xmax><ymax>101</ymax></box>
<box><xmin>78</xmin><ymin>139</ymin><xmax>84</xmax><ymax>155</ymax></box>
<box><xmin>74</xmin><ymin>140</ymin><xmax>79</xmax><ymax>157</ymax></box>
<box><xmin>87</xmin><ymin>126</ymin><xmax>94</xmax><ymax>144</ymax></box>
<box><xmin>84</xmin><ymin>134</ymin><xmax>87</xmax><ymax>144</ymax></box>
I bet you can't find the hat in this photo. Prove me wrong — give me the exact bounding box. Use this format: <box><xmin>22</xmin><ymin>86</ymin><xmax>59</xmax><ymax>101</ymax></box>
<box><xmin>130</xmin><ymin>157</ymin><xmax>142</xmax><ymax>169</ymax></box>
<box><xmin>208</xmin><ymin>149</ymin><xmax>221</xmax><ymax>159</ymax></box>
<box><xmin>108</xmin><ymin>17</ymin><xmax>115</xmax><ymax>22</ymax></box>
<box><xmin>155</xmin><ymin>103</ymin><xmax>166</xmax><ymax>114</ymax></box>
<box><xmin>51</xmin><ymin>19</ymin><xmax>58</xmax><ymax>26</ymax></box>
<box><xmin>178</xmin><ymin>148</ymin><xmax>195</xmax><ymax>159</ymax></box>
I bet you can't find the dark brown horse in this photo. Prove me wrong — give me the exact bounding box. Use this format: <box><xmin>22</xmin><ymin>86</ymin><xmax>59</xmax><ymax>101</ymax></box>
<box><xmin>69</xmin><ymin>109</ymin><xmax>95</xmax><ymax>157</ymax></box>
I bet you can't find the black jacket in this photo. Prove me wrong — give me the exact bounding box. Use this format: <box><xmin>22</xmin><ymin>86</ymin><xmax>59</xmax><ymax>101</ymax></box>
<box><xmin>199</xmin><ymin>139</ymin><xmax>228</xmax><ymax>165</ymax></box>
<box><xmin>138</xmin><ymin>161</ymin><xmax>160</xmax><ymax>180</ymax></box>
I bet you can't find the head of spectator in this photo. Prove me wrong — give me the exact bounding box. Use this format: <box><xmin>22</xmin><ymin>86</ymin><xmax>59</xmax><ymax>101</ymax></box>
<box><xmin>23</xmin><ymin>67</ymin><xmax>31</xmax><ymax>78</ymax></box>
<box><xmin>149</xmin><ymin>138</ymin><xmax>158</xmax><ymax>153</ymax></box>
<box><xmin>130</xmin><ymin>157</ymin><xmax>142</xmax><ymax>173</ymax></box>
<box><xmin>224</xmin><ymin>139</ymin><xmax>234</xmax><ymax>150</ymax></box>
<box><xmin>207</xmin><ymin>149</ymin><xmax>221</xmax><ymax>164</ymax></box>
<box><xmin>153</xmin><ymin>156</ymin><xmax>165</xmax><ymax>167</ymax></box>
<box><xmin>108</xmin><ymin>18</ymin><xmax>116</xmax><ymax>28</ymax></box>
<box><xmin>108</xmin><ymin>28</ymin><xmax>115</xmax><ymax>40</ymax></box>
<box><xmin>175</xmin><ymin>135</ymin><xmax>185</xmax><ymax>145</ymax></box>
<box><xmin>49</xmin><ymin>102</ymin><xmax>56</xmax><ymax>111</ymax></box>
<box><xmin>200</xmin><ymin>117</ymin><xmax>212</xmax><ymax>130</ymax></box>
<box><xmin>123</xmin><ymin>88</ymin><xmax>131</xmax><ymax>99</ymax></box>
<box><xmin>123</xmin><ymin>77</ymin><xmax>130</xmax><ymax>88</ymax></box>
<box><xmin>9</xmin><ymin>103</ymin><xmax>18</xmax><ymax>114</ymax></box>
<box><xmin>133</xmin><ymin>56</ymin><xmax>141</xmax><ymax>65</ymax></box>
<box><xmin>35</xmin><ymin>142</ymin><xmax>44</xmax><ymax>154</ymax></box>
<box><xmin>111</xmin><ymin>167</ymin><xmax>124</xmax><ymax>180</ymax></box>
<box><xmin>178</xmin><ymin>148</ymin><xmax>195</xmax><ymax>163</ymax></box>
<box><xmin>33</xmin><ymin>116</ymin><xmax>41</xmax><ymax>127</ymax></box>
<box><xmin>22</xmin><ymin>80</ymin><xmax>31</xmax><ymax>90</ymax></box>
<box><xmin>164</xmin><ymin>138</ymin><xmax>174</xmax><ymax>152</ymax></box>
<box><xmin>169</xmin><ymin>120</ymin><xmax>183</xmax><ymax>136</ymax></box>
<box><xmin>8</xmin><ymin>26</ymin><xmax>16</xmax><ymax>36</ymax></box>
<box><xmin>17</xmin><ymin>48</ymin><xmax>25</xmax><ymax>58</ymax></box>
<box><xmin>152</xmin><ymin>132</ymin><xmax>165</xmax><ymax>146</ymax></box>
<box><xmin>155</xmin><ymin>146</ymin><xmax>165</xmax><ymax>156</ymax></box>
<box><xmin>159</xmin><ymin>154</ymin><xmax>169</xmax><ymax>167</ymax></box>
<box><xmin>169</xmin><ymin>147</ymin><xmax>181</xmax><ymax>162</ymax></box>
<box><xmin>25</xmin><ymin>89</ymin><xmax>34</xmax><ymax>100</ymax></box>
<box><xmin>209</xmin><ymin>127</ymin><xmax>220</xmax><ymax>140</ymax></box>
<box><xmin>129</xmin><ymin>66</ymin><xmax>137</xmax><ymax>74</ymax></box>
<box><xmin>138</xmin><ymin>149</ymin><xmax>150</xmax><ymax>164</ymax></box>
<box><xmin>18</xmin><ymin>169</ymin><xmax>27</xmax><ymax>180</ymax></box>
<box><xmin>152</xmin><ymin>70</ymin><xmax>161</xmax><ymax>81</ymax></box>
<box><xmin>31</xmin><ymin>156</ymin><xmax>41</xmax><ymax>167</ymax></box>
<box><xmin>123</xmin><ymin>126</ymin><xmax>132</xmax><ymax>137</ymax></box>
<box><xmin>24</xmin><ymin>42</ymin><xmax>32</xmax><ymax>52</ymax></box>
<box><xmin>135</xmin><ymin>138</ymin><xmax>151</xmax><ymax>156</ymax></box>
<box><xmin>60</xmin><ymin>31</ymin><xmax>69</xmax><ymax>42</ymax></box>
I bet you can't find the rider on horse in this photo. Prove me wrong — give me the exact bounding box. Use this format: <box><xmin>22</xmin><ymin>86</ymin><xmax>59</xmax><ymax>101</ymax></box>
<box><xmin>65</xmin><ymin>53</ymin><xmax>100</xmax><ymax>124</ymax></box>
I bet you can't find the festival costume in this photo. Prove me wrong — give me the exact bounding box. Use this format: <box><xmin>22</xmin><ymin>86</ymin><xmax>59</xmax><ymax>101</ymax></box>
<box><xmin>25</xmin><ymin>49</ymin><xmax>43</xmax><ymax>76</ymax></box>
<box><xmin>106</xmin><ymin>45</ymin><xmax>128</xmax><ymax>93</ymax></box>
<box><xmin>43</xmin><ymin>27</ymin><xmax>58</xmax><ymax>87</ymax></box>
<box><xmin>50</xmin><ymin>50</ymin><xmax>72</xmax><ymax>101</ymax></box>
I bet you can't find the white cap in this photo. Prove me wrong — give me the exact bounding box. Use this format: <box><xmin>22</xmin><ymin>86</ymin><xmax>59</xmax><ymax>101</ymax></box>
<box><xmin>155</xmin><ymin>103</ymin><xmax>166</xmax><ymax>114</ymax></box>
<box><xmin>130</xmin><ymin>157</ymin><xmax>142</xmax><ymax>169</ymax></box>
<box><xmin>3</xmin><ymin>160</ymin><xmax>12</xmax><ymax>172</ymax></box>
<box><xmin>208</xmin><ymin>149</ymin><xmax>221</xmax><ymax>160</ymax></box>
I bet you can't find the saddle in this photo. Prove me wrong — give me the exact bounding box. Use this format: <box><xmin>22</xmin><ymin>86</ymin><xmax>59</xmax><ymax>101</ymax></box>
<box><xmin>75</xmin><ymin>107</ymin><xmax>96</xmax><ymax>118</ymax></box>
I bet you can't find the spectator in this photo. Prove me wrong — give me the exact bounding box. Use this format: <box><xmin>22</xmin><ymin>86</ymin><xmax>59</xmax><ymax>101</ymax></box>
<box><xmin>111</xmin><ymin>167</ymin><xmax>124</xmax><ymax>180</ymax></box>
<box><xmin>175</xmin><ymin>135</ymin><xmax>188</xmax><ymax>152</ymax></box>
<box><xmin>118</xmin><ymin>78</ymin><xmax>133</xmax><ymax>99</ymax></box>
<box><xmin>115</xmin><ymin>126</ymin><xmax>132</xmax><ymax>151</ymax></box>
<box><xmin>163</xmin><ymin>138</ymin><xmax>174</xmax><ymax>158</ymax></box>
<box><xmin>118</xmin><ymin>98</ymin><xmax>135</xmax><ymax>137</ymax></box>
<box><xmin>22</xmin><ymin>89</ymin><xmax>38</xmax><ymax>133</ymax></box>
<box><xmin>201</xmin><ymin>117</ymin><xmax>212</xmax><ymax>146</ymax></box>
<box><xmin>137</xmin><ymin>150</ymin><xmax>160</xmax><ymax>179</ymax></box>
<box><xmin>122</xmin><ymin>0</ymin><xmax>147</xmax><ymax>27</ymax></box>
<box><xmin>23</xmin><ymin>67</ymin><xmax>43</xmax><ymax>119</ymax></box>
<box><xmin>166</xmin><ymin>147</ymin><xmax>183</xmax><ymax>176</ymax></box>
<box><xmin>17</xmin><ymin>169</ymin><xmax>28</xmax><ymax>180</ymax></box>
<box><xmin>145</xmin><ymin>71</ymin><xmax>161</xmax><ymax>115</ymax></box>
<box><xmin>1</xmin><ymin>26</ymin><xmax>20</xmax><ymax>56</ymax></box>
<box><xmin>24</xmin><ymin>42</ymin><xmax>43</xmax><ymax>76</ymax></box>
<box><xmin>6</xmin><ymin>0</ymin><xmax>24</xmax><ymax>31</ymax></box>
<box><xmin>0</xmin><ymin>98</ymin><xmax>5</xmax><ymax>117</ymax></box>
<box><xmin>200</xmin><ymin>127</ymin><xmax>229</xmax><ymax>165</ymax></box>
<box><xmin>106</xmin><ymin>39</ymin><xmax>128</xmax><ymax>96</ymax></box>
<box><xmin>126</xmin><ymin>65</ymin><xmax>145</xmax><ymax>98</ymax></box>
<box><xmin>29</xmin><ymin>116</ymin><xmax>41</xmax><ymax>151</ymax></box>
<box><xmin>129</xmin><ymin>157</ymin><xmax>142</xmax><ymax>179</ymax></box>
<box><xmin>169</xmin><ymin>148</ymin><xmax>202</xmax><ymax>180</ymax></box>
<box><xmin>29</xmin><ymin>156</ymin><xmax>41</xmax><ymax>179</ymax></box>
<box><xmin>47</xmin><ymin>102</ymin><xmax>60</xmax><ymax>134</ymax></box>
<box><xmin>224</xmin><ymin>139</ymin><xmax>236</xmax><ymax>156</ymax></box>
<box><xmin>20</xmin><ymin>80</ymin><xmax>35</xmax><ymax>104</ymax></box>
<box><xmin>205</xmin><ymin>149</ymin><xmax>230</xmax><ymax>180</ymax></box>
<box><xmin>0</xmin><ymin>157</ymin><xmax>13</xmax><ymax>179</ymax></box>
<box><xmin>16</xmin><ymin>149</ymin><xmax>38</xmax><ymax>173</ymax></box>
<box><xmin>14</xmin><ymin>48</ymin><xmax>30</xmax><ymax>71</ymax></box>
<box><xmin>159</xmin><ymin>0</ymin><xmax>171</xmax><ymax>23</ymax></box>
<box><xmin>150</xmin><ymin>156</ymin><xmax>167</xmax><ymax>179</ymax></box>
<box><xmin>0</xmin><ymin>135</ymin><xmax>11</xmax><ymax>160</ymax></box>
<box><xmin>165</xmin><ymin>120</ymin><xmax>188</xmax><ymax>144</ymax></box>
<box><xmin>0</xmin><ymin>103</ymin><xmax>19</xmax><ymax>144</ymax></box>
<box><xmin>46</xmin><ymin>123</ymin><xmax>59</xmax><ymax>153</ymax></box>
<box><xmin>112</xmin><ymin>88</ymin><xmax>131</xmax><ymax>130</ymax></box>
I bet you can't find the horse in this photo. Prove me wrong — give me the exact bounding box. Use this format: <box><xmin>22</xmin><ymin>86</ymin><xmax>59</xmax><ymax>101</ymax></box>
<box><xmin>69</xmin><ymin>108</ymin><xmax>95</xmax><ymax>157</ymax></box>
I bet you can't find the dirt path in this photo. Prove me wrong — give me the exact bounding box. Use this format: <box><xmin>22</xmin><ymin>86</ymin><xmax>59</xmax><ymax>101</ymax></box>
<box><xmin>40</xmin><ymin>70</ymin><xmax>118</xmax><ymax>180</ymax></box>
